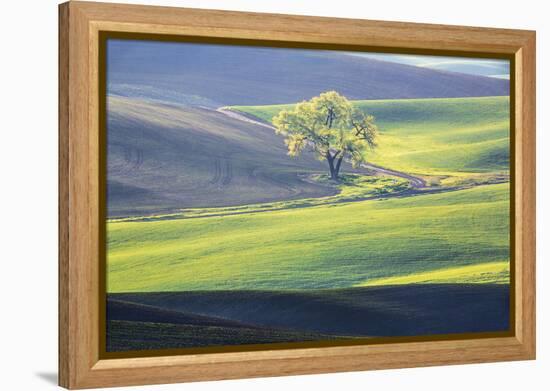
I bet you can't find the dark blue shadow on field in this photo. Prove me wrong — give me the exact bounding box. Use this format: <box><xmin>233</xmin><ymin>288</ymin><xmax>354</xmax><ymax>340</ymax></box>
<box><xmin>106</xmin><ymin>284</ymin><xmax>509</xmax><ymax>352</ymax></box>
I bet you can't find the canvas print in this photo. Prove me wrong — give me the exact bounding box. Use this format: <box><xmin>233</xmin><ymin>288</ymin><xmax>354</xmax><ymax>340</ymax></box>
<box><xmin>105</xmin><ymin>39</ymin><xmax>511</xmax><ymax>353</ymax></box>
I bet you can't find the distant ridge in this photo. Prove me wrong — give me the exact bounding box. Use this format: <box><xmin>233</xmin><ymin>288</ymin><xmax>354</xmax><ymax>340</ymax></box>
<box><xmin>107</xmin><ymin>40</ymin><xmax>509</xmax><ymax>106</ymax></box>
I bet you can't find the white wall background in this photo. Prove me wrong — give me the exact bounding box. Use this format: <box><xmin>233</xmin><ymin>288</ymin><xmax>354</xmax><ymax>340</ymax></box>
<box><xmin>1</xmin><ymin>0</ymin><xmax>547</xmax><ymax>389</ymax></box>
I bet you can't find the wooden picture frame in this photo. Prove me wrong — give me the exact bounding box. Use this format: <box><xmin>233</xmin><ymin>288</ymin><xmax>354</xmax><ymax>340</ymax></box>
<box><xmin>59</xmin><ymin>1</ymin><xmax>536</xmax><ymax>389</ymax></box>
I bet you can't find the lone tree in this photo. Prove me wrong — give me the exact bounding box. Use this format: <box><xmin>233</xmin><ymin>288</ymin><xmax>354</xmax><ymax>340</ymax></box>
<box><xmin>273</xmin><ymin>91</ymin><xmax>378</xmax><ymax>180</ymax></box>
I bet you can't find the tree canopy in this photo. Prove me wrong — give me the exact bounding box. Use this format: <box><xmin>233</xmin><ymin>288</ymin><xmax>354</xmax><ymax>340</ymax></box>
<box><xmin>273</xmin><ymin>91</ymin><xmax>378</xmax><ymax>180</ymax></box>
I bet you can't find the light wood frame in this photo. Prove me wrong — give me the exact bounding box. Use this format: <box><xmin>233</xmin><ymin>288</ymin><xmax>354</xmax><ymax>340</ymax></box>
<box><xmin>59</xmin><ymin>1</ymin><xmax>536</xmax><ymax>389</ymax></box>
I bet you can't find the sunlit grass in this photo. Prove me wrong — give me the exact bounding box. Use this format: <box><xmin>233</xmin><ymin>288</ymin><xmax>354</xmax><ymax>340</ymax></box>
<box><xmin>107</xmin><ymin>183</ymin><xmax>509</xmax><ymax>293</ymax></box>
<box><xmin>232</xmin><ymin>96</ymin><xmax>510</xmax><ymax>178</ymax></box>
<box><xmin>108</xmin><ymin>174</ymin><xmax>410</xmax><ymax>223</ymax></box>
<box><xmin>356</xmin><ymin>261</ymin><xmax>509</xmax><ymax>286</ymax></box>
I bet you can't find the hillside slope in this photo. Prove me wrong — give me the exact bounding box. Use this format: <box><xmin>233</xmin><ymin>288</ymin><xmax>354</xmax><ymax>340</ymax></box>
<box><xmin>107</xmin><ymin>184</ymin><xmax>509</xmax><ymax>292</ymax></box>
<box><xmin>107</xmin><ymin>298</ymin><xmax>336</xmax><ymax>351</ymax></box>
<box><xmin>107</xmin><ymin>40</ymin><xmax>509</xmax><ymax>106</ymax></box>
<box><xmin>107</xmin><ymin>96</ymin><xmax>358</xmax><ymax>217</ymax></box>
<box><xmin>234</xmin><ymin>96</ymin><xmax>510</xmax><ymax>178</ymax></box>
<box><xmin>109</xmin><ymin>284</ymin><xmax>509</xmax><ymax>344</ymax></box>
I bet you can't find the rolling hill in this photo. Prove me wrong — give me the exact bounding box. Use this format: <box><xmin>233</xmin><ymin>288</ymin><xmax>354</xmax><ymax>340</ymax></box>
<box><xmin>107</xmin><ymin>183</ymin><xmax>509</xmax><ymax>292</ymax></box>
<box><xmin>109</xmin><ymin>284</ymin><xmax>509</xmax><ymax>339</ymax></box>
<box><xmin>107</xmin><ymin>283</ymin><xmax>509</xmax><ymax>350</ymax></box>
<box><xmin>107</xmin><ymin>40</ymin><xmax>509</xmax><ymax>106</ymax></box>
<box><xmin>107</xmin><ymin>96</ymin><xmax>509</xmax><ymax>217</ymax></box>
<box><xmin>107</xmin><ymin>96</ymin><xmax>366</xmax><ymax>217</ymax></box>
<box><xmin>104</xmin><ymin>42</ymin><xmax>512</xmax><ymax>352</ymax></box>
<box><xmin>233</xmin><ymin>96</ymin><xmax>510</xmax><ymax>178</ymax></box>
<box><xmin>107</xmin><ymin>298</ymin><xmax>337</xmax><ymax>351</ymax></box>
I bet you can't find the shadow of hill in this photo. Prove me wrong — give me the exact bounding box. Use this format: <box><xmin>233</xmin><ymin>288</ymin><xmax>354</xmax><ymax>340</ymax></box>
<box><xmin>108</xmin><ymin>284</ymin><xmax>509</xmax><ymax>351</ymax></box>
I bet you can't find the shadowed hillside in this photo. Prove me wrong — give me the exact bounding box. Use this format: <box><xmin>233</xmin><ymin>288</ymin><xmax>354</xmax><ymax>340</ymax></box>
<box><xmin>349</xmin><ymin>53</ymin><xmax>510</xmax><ymax>79</ymax></box>
<box><xmin>107</xmin><ymin>96</ymin><xmax>363</xmax><ymax>217</ymax></box>
<box><xmin>107</xmin><ymin>40</ymin><xmax>509</xmax><ymax>106</ymax></box>
<box><xmin>107</xmin><ymin>284</ymin><xmax>509</xmax><ymax>351</ymax></box>
<box><xmin>107</xmin><ymin>299</ymin><xmax>337</xmax><ymax>352</ymax></box>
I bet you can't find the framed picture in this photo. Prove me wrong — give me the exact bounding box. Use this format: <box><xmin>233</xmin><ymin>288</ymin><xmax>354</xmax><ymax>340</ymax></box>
<box><xmin>59</xmin><ymin>1</ymin><xmax>536</xmax><ymax>389</ymax></box>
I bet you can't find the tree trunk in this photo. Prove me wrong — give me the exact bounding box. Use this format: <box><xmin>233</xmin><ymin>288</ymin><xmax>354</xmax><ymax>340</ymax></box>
<box><xmin>334</xmin><ymin>156</ymin><xmax>344</xmax><ymax>179</ymax></box>
<box><xmin>326</xmin><ymin>153</ymin><xmax>337</xmax><ymax>180</ymax></box>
